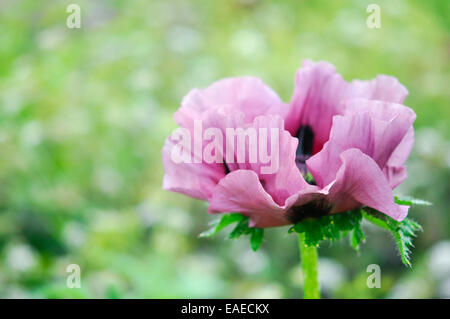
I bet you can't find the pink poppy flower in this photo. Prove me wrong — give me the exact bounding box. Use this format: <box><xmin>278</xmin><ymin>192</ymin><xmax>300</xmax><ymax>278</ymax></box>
<box><xmin>162</xmin><ymin>60</ymin><xmax>415</xmax><ymax>228</ymax></box>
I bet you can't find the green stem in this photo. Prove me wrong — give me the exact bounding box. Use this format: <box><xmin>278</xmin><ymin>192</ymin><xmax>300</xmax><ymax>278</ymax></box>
<box><xmin>298</xmin><ymin>233</ymin><xmax>320</xmax><ymax>299</ymax></box>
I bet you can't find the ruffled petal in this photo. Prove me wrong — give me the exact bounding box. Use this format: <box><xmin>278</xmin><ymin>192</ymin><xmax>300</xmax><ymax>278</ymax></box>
<box><xmin>328</xmin><ymin>149</ymin><xmax>409</xmax><ymax>221</ymax></box>
<box><xmin>174</xmin><ymin>77</ymin><xmax>286</xmax><ymax>130</ymax></box>
<box><xmin>383</xmin><ymin>127</ymin><xmax>414</xmax><ymax>188</ymax></box>
<box><xmin>208</xmin><ymin>169</ymin><xmax>322</xmax><ymax>228</ymax></box>
<box><xmin>201</xmin><ymin>109</ymin><xmax>309</xmax><ymax>205</ymax></box>
<box><xmin>286</xmin><ymin>60</ymin><xmax>345</xmax><ymax>154</ymax></box>
<box><xmin>165</xmin><ymin>107</ymin><xmax>309</xmax><ymax>224</ymax></box>
<box><xmin>286</xmin><ymin>60</ymin><xmax>409</xmax><ymax>154</ymax></box>
<box><xmin>387</xmin><ymin>127</ymin><xmax>414</xmax><ymax>168</ymax></box>
<box><xmin>343</xmin><ymin>99</ymin><xmax>416</xmax><ymax>188</ymax></box>
<box><xmin>248</xmin><ymin>115</ymin><xmax>309</xmax><ymax>205</ymax></box>
<box><xmin>383</xmin><ymin>166</ymin><xmax>408</xmax><ymax>189</ymax></box>
<box><xmin>307</xmin><ymin>100</ymin><xmax>415</xmax><ymax>188</ymax></box>
<box><xmin>343</xmin><ymin>98</ymin><xmax>416</xmax><ymax>123</ymax></box>
<box><xmin>348</xmin><ymin>75</ymin><xmax>408</xmax><ymax>104</ymax></box>
<box><xmin>205</xmin><ymin>113</ymin><xmax>312</xmax><ymax>227</ymax></box>
<box><xmin>162</xmin><ymin>135</ymin><xmax>225</xmax><ymax>200</ymax></box>
<box><xmin>208</xmin><ymin>170</ymin><xmax>290</xmax><ymax>228</ymax></box>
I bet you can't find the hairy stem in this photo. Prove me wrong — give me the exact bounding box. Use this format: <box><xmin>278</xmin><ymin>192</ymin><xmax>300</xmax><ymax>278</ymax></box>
<box><xmin>298</xmin><ymin>233</ymin><xmax>320</xmax><ymax>299</ymax></box>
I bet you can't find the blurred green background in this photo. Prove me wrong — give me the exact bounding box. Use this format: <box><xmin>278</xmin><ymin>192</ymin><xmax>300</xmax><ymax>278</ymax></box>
<box><xmin>0</xmin><ymin>0</ymin><xmax>449</xmax><ymax>298</ymax></box>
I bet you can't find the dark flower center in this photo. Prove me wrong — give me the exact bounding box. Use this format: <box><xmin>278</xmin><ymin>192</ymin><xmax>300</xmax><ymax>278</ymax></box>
<box><xmin>295</xmin><ymin>125</ymin><xmax>315</xmax><ymax>184</ymax></box>
<box><xmin>224</xmin><ymin>161</ymin><xmax>230</xmax><ymax>174</ymax></box>
<box><xmin>222</xmin><ymin>125</ymin><xmax>317</xmax><ymax>184</ymax></box>
<box><xmin>286</xmin><ymin>197</ymin><xmax>332</xmax><ymax>223</ymax></box>
<box><xmin>290</xmin><ymin>126</ymin><xmax>333</xmax><ymax>221</ymax></box>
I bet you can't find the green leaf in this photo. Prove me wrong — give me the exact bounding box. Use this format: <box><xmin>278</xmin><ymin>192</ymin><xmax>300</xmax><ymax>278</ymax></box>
<box><xmin>289</xmin><ymin>210</ymin><xmax>364</xmax><ymax>248</ymax></box>
<box><xmin>228</xmin><ymin>218</ymin><xmax>252</xmax><ymax>238</ymax></box>
<box><xmin>228</xmin><ymin>218</ymin><xmax>265</xmax><ymax>251</ymax></box>
<box><xmin>351</xmin><ymin>224</ymin><xmax>366</xmax><ymax>251</ymax></box>
<box><xmin>198</xmin><ymin>213</ymin><xmax>245</xmax><ymax>238</ymax></box>
<box><xmin>394</xmin><ymin>195</ymin><xmax>432</xmax><ymax>206</ymax></box>
<box><xmin>362</xmin><ymin>207</ymin><xmax>423</xmax><ymax>267</ymax></box>
<box><xmin>395</xmin><ymin>218</ymin><xmax>423</xmax><ymax>267</ymax></box>
<box><xmin>250</xmin><ymin>228</ymin><xmax>264</xmax><ymax>251</ymax></box>
<box><xmin>199</xmin><ymin>213</ymin><xmax>265</xmax><ymax>251</ymax></box>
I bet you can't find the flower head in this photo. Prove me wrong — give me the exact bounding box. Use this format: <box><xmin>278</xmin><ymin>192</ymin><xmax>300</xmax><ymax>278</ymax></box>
<box><xmin>162</xmin><ymin>60</ymin><xmax>415</xmax><ymax>228</ymax></box>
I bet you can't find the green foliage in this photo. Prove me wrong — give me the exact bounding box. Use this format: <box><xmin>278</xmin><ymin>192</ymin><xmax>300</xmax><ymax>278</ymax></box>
<box><xmin>200</xmin><ymin>213</ymin><xmax>264</xmax><ymax>251</ymax></box>
<box><xmin>289</xmin><ymin>200</ymin><xmax>424</xmax><ymax>265</ymax></box>
<box><xmin>289</xmin><ymin>210</ymin><xmax>365</xmax><ymax>249</ymax></box>
<box><xmin>362</xmin><ymin>208</ymin><xmax>423</xmax><ymax>267</ymax></box>
<box><xmin>350</xmin><ymin>225</ymin><xmax>366</xmax><ymax>251</ymax></box>
<box><xmin>228</xmin><ymin>218</ymin><xmax>253</xmax><ymax>238</ymax></box>
<box><xmin>288</xmin><ymin>205</ymin><xmax>423</xmax><ymax>266</ymax></box>
<box><xmin>199</xmin><ymin>213</ymin><xmax>245</xmax><ymax>238</ymax></box>
<box><xmin>394</xmin><ymin>196</ymin><xmax>432</xmax><ymax>207</ymax></box>
<box><xmin>250</xmin><ymin>228</ymin><xmax>264</xmax><ymax>251</ymax></box>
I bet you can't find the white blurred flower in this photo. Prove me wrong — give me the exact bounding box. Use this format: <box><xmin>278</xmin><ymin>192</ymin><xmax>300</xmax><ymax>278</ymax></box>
<box><xmin>389</xmin><ymin>278</ymin><xmax>433</xmax><ymax>299</ymax></box>
<box><xmin>234</xmin><ymin>247</ymin><xmax>268</xmax><ymax>275</ymax></box>
<box><xmin>167</xmin><ymin>26</ymin><xmax>202</xmax><ymax>53</ymax></box>
<box><xmin>20</xmin><ymin>121</ymin><xmax>42</xmax><ymax>147</ymax></box>
<box><xmin>5</xmin><ymin>285</ymin><xmax>31</xmax><ymax>299</ymax></box>
<box><xmin>439</xmin><ymin>278</ymin><xmax>450</xmax><ymax>299</ymax></box>
<box><xmin>318</xmin><ymin>258</ymin><xmax>347</xmax><ymax>293</ymax></box>
<box><xmin>181</xmin><ymin>254</ymin><xmax>219</xmax><ymax>277</ymax></box>
<box><xmin>49</xmin><ymin>108</ymin><xmax>91</xmax><ymax>140</ymax></box>
<box><xmin>244</xmin><ymin>284</ymin><xmax>283</xmax><ymax>299</ymax></box>
<box><xmin>86</xmin><ymin>271</ymin><xmax>123</xmax><ymax>298</ymax></box>
<box><xmin>136</xmin><ymin>200</ymin><xmax>160</xmax><ymax>227</ymax></box>
<box><xmin>129</xmin><ymin>70</ymin><xmax>156</xmax><ymax>91</ymax></box>
<box><xmin>37</xmin><ymin>27</ymin><xmax>65</xmax><ymax>50</ymax></box>
<box><xmin>6</xmin><ymin>243</ymin><xmax>37</xmax><ymax>272</ymax></box>
<box><xmin>2</xmin><ymin>90</ymin><xmax>23</xmax><ymax>115</ymax></box>
<box><xmin>428</xmin><ymin>241</ymin><xmax>450</xmax><ymax>279</ymax></box>
<box><xmin>163</xmin><ymin>207</ymin><xmax>193</xmax><ymax>232</ymax></box>
<box><xmin>230</xmin><ymin>29</ymin><xmax>267</xmax><ymax>59</ymax></box>
<box><xmin>414</xmin><ymin>128</ymin><xmax>450</xmax><ymax>168</ymax></box>
<box><xmin>94</xmin><ymin>166</ymin><xmax>122</xmax><ymax>195</ymax></box>
<box><xmin>63</xmin><ymin>222</ymin><xmax>86</xmax><ymax>248</ymax></box>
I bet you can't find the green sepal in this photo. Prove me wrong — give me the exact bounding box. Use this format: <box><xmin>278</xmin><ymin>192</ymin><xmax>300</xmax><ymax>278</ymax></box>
<box><xmin>199</xmin><ymin>213</ymin><xmax>265</xmax><ymax>251</ymax></box>
<box><xmin>289</xmin><ymin>210</ymin><xmax>364</xmax><ymax>249</ymax></box>
<box><xmin>250</xmin><ymin>228</ymin><xmax>264</xmax><ymax>251</ymax></box>
<box><xmin>394</xmin><ymin>195</ymin><xmax>432</xmax><ymax>207</ymax></box>
<box><xmin>350</xmin><ymin>224</ymin><xmax>366</xmax><ymax>251</ymax></box>
<box><xmin>198</xmin><ymin>213</ymin><xmax>245</xmax><ymax>238</ymax></box>
<box><xmin>362</xmin><ymin>207</ymin><xmax>423</xmax><ymax>267</ymax></box>
<box><xmin>229</xmin><ymin>218</ymin><xmax>252</xmax><ymax>238</ymax></box>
